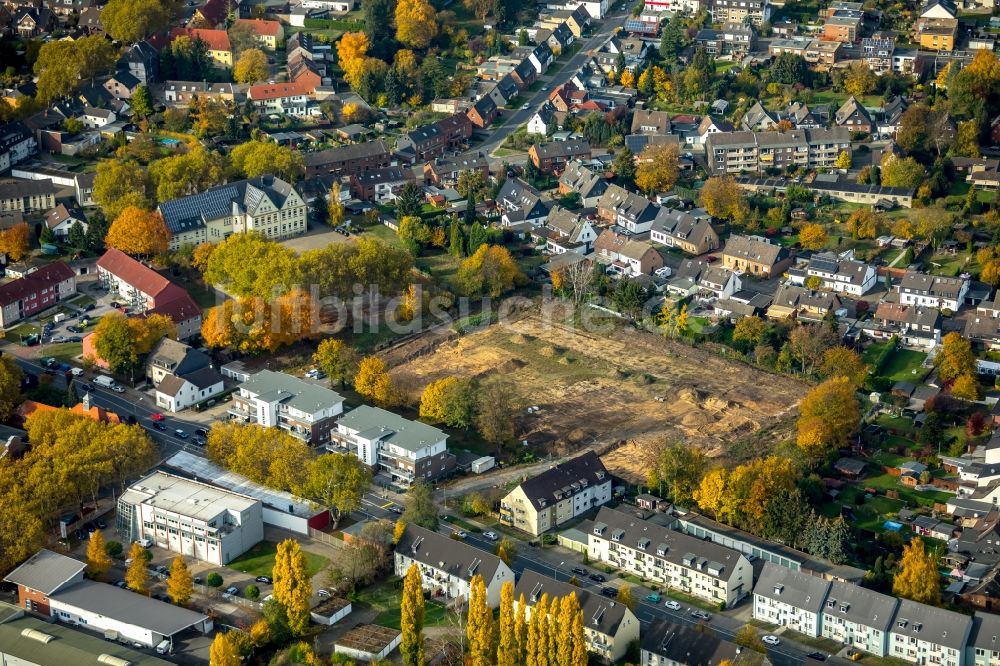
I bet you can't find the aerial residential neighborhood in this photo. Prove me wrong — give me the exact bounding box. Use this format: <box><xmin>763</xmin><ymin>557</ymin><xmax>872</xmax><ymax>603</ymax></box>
<box><xmin>1</xmin><ymin>0</ymin><xmax>1000</xmax><ymax>659</ymax></box>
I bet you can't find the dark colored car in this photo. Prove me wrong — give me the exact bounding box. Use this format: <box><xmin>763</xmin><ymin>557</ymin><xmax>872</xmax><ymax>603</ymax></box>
<box><xmin>195</xmin><ymin>427</ymin><xmax>209</xmax><ymax>437</ymax></box>
<box><xmin>84</xmin><ymin>303</ymin><xmax>96</xmax><ymax>312</ymax></box>
<box><xmin>806</xmin><ymin>653</ymin><xmax>828</xmax><ymax>662</ymax></box>
<box><xmin>571</xmin><ymin>567</ymin><xmax>588</xmax><ymax>576</ymax></box>
<box><xmin>153</xmin><ymin>422</ymin><xmax>166</xmax><ymax>431</ymax></box>
<box><xmin>588</xmin><ymin>573</ymin><xmax>606</xmax><ymax>583</ymax></box>
<box><xmin>600</xmin><ymin>587</ymin><xmax>617</xmax><ymax>597</ymax></box>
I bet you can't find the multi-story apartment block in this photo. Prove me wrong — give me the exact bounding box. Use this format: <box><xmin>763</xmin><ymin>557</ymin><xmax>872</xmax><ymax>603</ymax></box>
<box><xmin>753</xmin><ymin>563</ymin><xmax>831</xmax><ymax>637</ymax></box>
<box><xmin>0</xmin><ymin>121</ymin><xmax>37</xmax><ymax>173</ymax></box>
<box><xmin>897</xmin><ymin>271</ymin><xmax>969</xmax><ymax>311</ymax></box>
<box><xmin>0</xmin><ymin>178</ymin><xmax>56</xmax><ymax>213</ymax></box>
<box><xmin>641</xmin><ymin>621</ymin><xmax>744</xmax><ymax>666</ymax></box>
<box><xmin>706</xmin><ymin>128</ymin><xmax>851</xmax><ymax>175</ymax></box>
<box><xmin>96</xmin><ymin>249</ymin><xmax>202</xmax><ymax>338</ymax></box>
<box><xmin>889</xmin><ymin>599</ymin><xmax>972</xmax><ymax>666</ymax></box>
<box><xmin>768</xmin><ymin>38</ymin><xmax>843</xmax><ymax>68</ymax></box>
<box><xmin>788</xmin><ymin>252</ymin><xmax>876</xmax><ymax>296</ymax></box>
<box><xmin>304</xmin><ymin>140</ymin><xmax>392</xmax><ymax>178</ymax></box>
<box><xmin>158</xmin><ymin>176</ymin><xmax>306</xmax><ymax>249</ymax></box>
<box><xmin>394</xmin><ymin>524</ymin><xmax>514</xmax><ymax>607</ymax></box>
<box><xmin>711</xmin><ymin>0</ymin><xmax>771</xmax><ymax>25</ymax></box>
<box><xmin>164</xmin><ymin>81</ymin><xmax>237</xmax><ymax>104</ymax></box>
<box><xmin>821</xmin><ymin>580</ymin><xmax>898</xmax><ymax>657</ymax></box>
<box><xmin>500</xmin><ymin>451</ymin><xmax>611</xmax><ymax>536</ymax></box>
<box><xmin>332</xmin><ymin>405</ymin><xmax>456</xmax><ymax>487</ymax></box>
<box><xmin>229</xmin><ymin>370</ymin><xmax>344</xmax><ymax>446</ymax></box>
<box><xmin>0</xmin><ymin>261</ymin><xmax>76</xmax><ymax>328</ymax></box>
<box><xmin>515</xmin><ymin>570</ymin><xmax>640</xmax><ymax>662</ymax></box>
<box><xmin>117</xmin><ymin>471</ymin><xmax>264</xmax><ymax>565</ymax></box>
<box><xmin>863</xmin><ymin>32</ymin><xmax>896</xmax><ymax>73</ymax></box>
<box><xmin>822</xmin><ymin>9</ymin><xmax>863</xmax><ymax>42</ymax></box>
<box><xmin>588</xmin><ymin>507</ymin><xmax>753</xmax><ymax>608</ymax></box>
<box><xmin>971</xmin><ymin>612</ymin><xmax>1000</xmax><ymax>666</ymax></box>
<box><xmin>349</xmin><ymin>167</ymin><xmax>414</xmax><ymax>203</ymax></box>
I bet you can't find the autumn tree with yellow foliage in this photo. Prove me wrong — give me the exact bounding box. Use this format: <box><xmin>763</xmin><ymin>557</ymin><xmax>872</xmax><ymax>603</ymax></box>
<box><xmin>125</xmin><ymin>542</ymin><xmax>148</xmax><ymax>594</ymax></box>
<box><xmin>233</xmin><ymin>48</ymin><xmax>268</xmax><ymax>83</ymax></box>
<box><xmin>166</xmin><ymin>556</ymin><xmax>193</xmax><ymax>606</ymax></box>
<box><xmin>819</xmin><ymin>346</ymin><xmax>868</xmax><ymax>387</ymax></box>
<box><xmin>893</xmin><ymin>537</ymin><xmax>941</xmax><ymax>606</ymax></box>
<box><xmin>273</xmin><ymin>539</ymin><xmax>312</xmax><ymax>636</ymax></box>
<box><xmin>798</xmin><ymin>223</ymin><xmax>828</xmax><ymax>250</ymax></box>
<box><xmin>209</xmin><ymin>632</ymin><xmax>241</xmax><ymax>666</ymax></box>
<box><xmin>635</xmin><ymin>143</ymin><xmax>680</xmax><ymax>194</ymax></box>
<box><xmin>201</xmin><ymin>290</ymin><xmax>317</xmax><ymax>355</ymax></box>
<box><xmin>86</xmin><ymin>530</ymin><xmax>112</xmax><ymax>578</ymax></box>
<box><xmin>699</xmin><ymin>176</ymin><xmax>744</xmax><ymax>219</ymax></box>
<box><xmin>395</xmin><ymin>0</ymin><xmax>438</xmax><ymax>49</ymax></box>
<box><xmin>694</xmin><ymin>457</ymin><xmax>801</xmax><ymax>533</ymax></box>
<box><xmin>419</xmin><ymin>376</ymin><xmax>476</xmax><ymax>428</ymax></box>
<box><xmin>352</xmin><ymin>354</ymin><xmax>391</xmax><ymax>403</ymax></box>
<box><xmin>0</xmin><ymin>223</ymin><xmax>31</xmax><ymax>262</ymax></box>
<box><xmin>337</xmin><ymin>31</ymin><xmax>372</xmax><ymax>91</ymax></box>
<box><xmin>206</xmin><ymin>422</ymin><xmax>311</xmax><ymax>492</ymax></box>
<box><xmin>93</xmin><ymin>311</ymin><xmax>176</xmax><ymax>374</ymax></box>
<box><xmin>796</xmin><ymin>377</ymin><xmax>859</xmax><ymax>457</ymax></box>
<box><xmin>467</xmin><ymin>575</ymin><xmax>495</xmax><ymax>666</ymax></box>
<box><xmin>105</xmin><ymin>206</ymin><xmax>171</xmax><ymax>257</ymax></box>
<box><xmin>619</xmin><ymin>69</ymin><xmax>635</xmax><ymax>88</ymax></box>
<box><xmin>455</xmin><ymin>244</ymin><xmax>526</xmax><ymax>297</ymax></box>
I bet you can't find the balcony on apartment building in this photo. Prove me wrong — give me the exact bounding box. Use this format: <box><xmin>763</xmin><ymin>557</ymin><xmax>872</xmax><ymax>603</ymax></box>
<box><xmin>278</xmin><ymin>418</ymin><xmax>312</xmax><ymax>442</ymax></box>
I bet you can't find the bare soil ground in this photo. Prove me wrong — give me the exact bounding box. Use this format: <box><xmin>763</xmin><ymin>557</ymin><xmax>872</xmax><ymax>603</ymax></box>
<box><xmin>383</xmin><ymin>312</ymin><xmax>808</xmax><ymax>483</ymax></box>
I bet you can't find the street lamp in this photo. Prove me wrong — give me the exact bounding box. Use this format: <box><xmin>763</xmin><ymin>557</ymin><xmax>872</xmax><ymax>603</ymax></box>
<box><xmin>552</xmin><ymin>560</ymin><xmax>564</xmax><ymax>581</ymax></box>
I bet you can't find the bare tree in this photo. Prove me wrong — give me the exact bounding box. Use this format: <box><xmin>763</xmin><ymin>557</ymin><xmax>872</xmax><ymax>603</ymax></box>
<box><xmin>565</xmin><ymin>259</ymin><xmax>596</xmax><ymax>310</ymax></box>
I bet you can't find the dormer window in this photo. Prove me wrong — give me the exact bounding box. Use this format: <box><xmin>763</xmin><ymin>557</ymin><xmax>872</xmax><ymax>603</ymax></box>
<box><xmin>774</xmin><ymin>584</ymin><xmax>784</xmax><ymax>595</ymax></box>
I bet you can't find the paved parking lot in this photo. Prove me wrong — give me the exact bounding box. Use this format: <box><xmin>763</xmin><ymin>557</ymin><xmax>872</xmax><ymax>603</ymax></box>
<box><xmin>280</xmin><ymin>224</ymin><xmax>351</xmax><ymax>253</ymax></box>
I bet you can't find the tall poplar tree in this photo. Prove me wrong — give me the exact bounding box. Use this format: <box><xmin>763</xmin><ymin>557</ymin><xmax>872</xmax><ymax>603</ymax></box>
<box><xmin>401</xmin><ymin>563</ymin><xmax>425</xmax><ymax>666</ymax></box>
<box><xmin>570</xmin><ymin>597</ymin><xmax>587</xmax><ymax>666</ymax></box>
<box><xmin>166</xmin><ymin>556</ymin><xmax>193</xmax><ymax>606</ymax></box>
<box><xmin>272</xmin><ymin>539</ymin><xmax>311</xmax><ymax>635</ymax></box>
<box><xmin>497</xmin><ymin>582</ymin><xmax>518</xmax><ymax>666</ymax></box>
<box><xmin>556</xmin><ymin>594</ymin><xmax>576</xmax><ymax>666</ymax></box>
<box><xmin>86</xmin><ymin>530</ymin><xmax>112</xmax><ymax>578</ymax></box>
<box><xmin>125</xmin><ymin>542</ymin><xmax>148</xmax><ymax>594</ymax></box>
<box><xmin>515</xmin><ymin>592</ymin><xmax>528</xmax><ymax>664</ymax></box>
<box><xmin>466</xmin><ymin>575</ymin><xmax>494</xmax><ymax>666</ymax></box>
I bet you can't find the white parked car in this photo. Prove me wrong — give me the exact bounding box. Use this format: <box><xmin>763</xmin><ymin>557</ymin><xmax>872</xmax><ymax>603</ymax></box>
<box><xmin>317</xmin><ymin>589</ymin><xmax>331</xmax><ymax>597</ymax></box>
<box><xmin>224</xmin><ymin>586</ymin><xmax>239</xmax><ymax>595</ymax></box>
<box><xmin>654</xmin><ymin>266</ymin><xmax>672</xmax><ymax>278</ymax></box>
<box><xmin>483</xmin><ymin>531</ymin><xmax>499</xmax><ymax>541</ymax></box>
<box><xmin>762</xmin><ymin>635</ymin><xmax>780</xmax><ymax>646</ymax></box>
<box><xmin>664</xmin><ymin>600</ymin><xmax>681</xmax><ymax>611</ymax></box>
<box><xmin>70</xmin><ymin>367</ymin><xmax>84</xmax><ymax>376</ymax></box>
<box><xmin>521</xmin><ymin>103</ymin><xmax>530</xmax><ymax>110</ymax></box>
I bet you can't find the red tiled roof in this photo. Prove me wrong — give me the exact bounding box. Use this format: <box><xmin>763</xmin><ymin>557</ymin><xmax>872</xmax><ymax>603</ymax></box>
<box><xmin>0</xmin><ymin>261</ymin><xmax>74</xmax><ymax>307</ymax></box>
<box><xmin>194</xmin><ymin>0</ymin><xmax>227</xmax><ymax>26</ymax></box>
<box><xmin>148</xmin><ymin>284</ymin><xmax>202</xmax><ymax>321</ymax></box>
<box><xmin>248</xmin><ymin>81</ymin><xmax>310</xmax><ymax>100</ymax></box>
<box><xmin>96</xmin><ymin>248</ymin><xmax>171</xmax><ymax>298</ymax></box>
<box><xmin>233</xmin><ymin>18</ymin><xmax>281</xmax><ymax>37</ymax></box>
<box><xmin>170</xmin><ymin>27</ymin><xmax>231</xmax><ymax>52</ymax></box>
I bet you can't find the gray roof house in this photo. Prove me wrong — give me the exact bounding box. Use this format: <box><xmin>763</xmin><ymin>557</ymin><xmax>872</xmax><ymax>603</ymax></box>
<box><xmin>394</xmin><ymin>523</ymin><xmax>514</xmax><ymax>608</ymax></box>
<box><xmin>821</xmin><ymin>580</ymin><xmax>898</xmax><ymax>657</ymax></box>
<box><xmin>753</xmin><ymin>562</ymin><xmax>831</xmax><ymax>637</ymax></box>
<box><xmin>888</xmin><ymin>599</ymin><xmax>972</xmax><ymax>664</ymax></box>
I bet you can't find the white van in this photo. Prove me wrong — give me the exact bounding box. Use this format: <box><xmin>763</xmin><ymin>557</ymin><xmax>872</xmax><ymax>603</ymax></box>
<box><xmin>94</xmin><ymin>375</ymin><xmax>116</xmax><ymax>389</ymax></box>
<box><xmin>136</xmin><ymin>537</ymin><xmax>152</xmax><ymax>548</ymax></box>
<box><xmin>155</xmin><ymin>640</ymin><xmax>171</xmax><ymax>654</ymax></box>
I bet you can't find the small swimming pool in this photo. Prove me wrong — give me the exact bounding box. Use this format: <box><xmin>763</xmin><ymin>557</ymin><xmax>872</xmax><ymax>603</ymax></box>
<box><xmin>883</xmin><ymin>520</ymin><xmax>903</xmax><ymax>531</ymax></box>
<box><xmin>159</xmin><ymin>138</ymin><xmax>181</xmax><ymax>146</ymax></box>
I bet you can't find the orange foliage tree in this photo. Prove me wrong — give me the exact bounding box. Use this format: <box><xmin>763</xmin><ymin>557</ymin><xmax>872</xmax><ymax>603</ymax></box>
<box><xmin>105</xmin><ymin>206</ymin><xmax>171</xmax><ymax>256</ymax></box>
<box><xmin>0</xmin><ymin>223</ymin><xmax>31</xmax><ymax>262</ymax></box>
<box><xmin>201</xmin><ymin>290</ymin><xmax>317</xmax><ymax>354</ymax></box>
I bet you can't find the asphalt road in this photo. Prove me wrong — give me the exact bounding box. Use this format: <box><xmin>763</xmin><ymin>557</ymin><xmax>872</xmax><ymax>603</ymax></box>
<box><xmin>14</xmin><ymin>356</ymin><xmax>209</xmax><ymax>461</ymax></box>
<box><xmin>474</xmin><ymin>0</ymin><xmax>640</xmax><ymax>158</ymax></box>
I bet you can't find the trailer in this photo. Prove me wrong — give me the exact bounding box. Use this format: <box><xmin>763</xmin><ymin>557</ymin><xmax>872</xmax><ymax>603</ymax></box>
<box><xmin>471</xmin><ymin>456</ymin><xmax>495</xmax><ymax>474</ymax></box>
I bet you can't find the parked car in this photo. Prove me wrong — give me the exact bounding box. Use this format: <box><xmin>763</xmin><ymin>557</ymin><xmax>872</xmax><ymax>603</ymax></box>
<box><xmin>83</xmin><ymin>303</ymin><xmax>96</xmax><ymax>312</ymax></box>
<box><xmin>70</xmin><ymin>367</ymin><xmax>84</xmax><ymax>376</ymax></box>
<box><xmin>193</xmin><ymin>437</ymin><xmax>206</xmax><ymax>447</ymax></box>
<box><xmin>193</xmin><ymin>577</ymin><xmax>203</xmax><ymax>585</ymax></box>
<box><xmin>762</xmin><ymin>635</ymin><xmax>780</xmax><ymax>646</ymax></box>
<box><xmin>521</xmin><ymin>103</ymin><xmax>530</xmax><ymax>110</ymax></box>
<box><xmin>80</xmin><ymin>382</ymin><xmax>94</xmax><ymax>391</ymax></box>
<box><xmin>96</xmin><ymin>519</ymin><xmax>106</xmax><ymax>529</ymax></box>
<box><xmin>67</xmin><ymin>325</ymin><xmax>82</xmax><ymax>333</ymax></box>
<box><xmin>256</xmin><ymin>576</ymin><xmax>272</xmax><ymax>584</ymax></box>
<box><xmin>317</xmin><ymin>589</ymin><xmax>330</xmax><ymax>597</ymax></box>
<box><xmin>195</xmin><ymin>427</ymin><xmax>209</xmax><ymax>437</ymax></box>
<box><xmin>389</xmin><ymin>504</ymin><xmax>403</xmax><ymax>514</ymax></box>
<box><xmin>600</xmin><ymin>587</ymin><xmax>617</xmax><ymax>597</ymax></box>
<box><xmin>110</xmin><ymin>301</ymin><xmax>121</xmax><ymax>308</ymax></box>
<box><xmin>664</xmin><ymin>600</ymin><xmax>681</xmax><ymax>611</ymax></box>
<box><xmin>571</xmin><ymin>567</ymin><xmax>588</xmax><ymax>576</ymax></box>
<box><xmin>174</xmin><ymin>429</ymin><xmax>188</xmax><ymax>439</ymax></box>
<box><xmin>690</xmin><ymin>610</ymin><xmax>711</xmax><ymax>621</ymax></box>
<box><xmin>588</xmin><ymin>573</ymin><xmax>606</xmax><ymax>583</ymax></box>
<box><xmin>155</xmin><ymin>565</ymin><xmax>169</xmax><ymax>575</ymax></box>
<box><xmin>112</xmin><ymin>386</ymin><xmax>125</xmax><ymax>393</ymax></box>
<box><xmin>114</xmin><ymin>580</ymin><xmax>127</xmax><ymax>588</ymax></box>
<box><xmin>807</xmin><ymin>652</ymin><xmax>828</xmax><ymax>662</ymax></box>
<box><xmin>846</xmin><ymin>649</ymin><xmax>862</xmax><ymax>661</ymax></box>
<box><xmin>67</xmin><ymin>336</ymin><xmax>82</xmax><ymax>343</ymax></box>
<box><xmin>482</xmin><ymin>531</ymin><xmax>498</xmax><ymax>541</ymax></box>
<box><xmin>644</xmin><ymin>593</ymin><xmax>661</xmax><ymax>603</ymax></box>
<box><xmin>51</xmin><ymin>335</ymin><xmax>68</xmax><ymax>343</ymax></box>
<box><xmin>224</xmin><ymin>586</ymin><xmax>239</xmax><ymax>596</ymax></box>
<box><xmin>455</xmin><ymin>530</ymin><xmax>468</xmax><ymax>539</ymax></box>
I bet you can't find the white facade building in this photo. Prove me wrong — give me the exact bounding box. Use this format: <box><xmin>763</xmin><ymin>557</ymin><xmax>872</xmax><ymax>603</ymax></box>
<box><xmin>753</xmin><ymin>562</ymin><xmax>831</xmax><ymax>638</ymax></box>
<box><xmin>820</xmin><ymin>580</ymin><xmax>898</xmax><ymax>658</ymax></box>
<box><xmin>117</xmin><ymin>471</ymin><xmax>264</xmax><ymax>565</ymax></box>
<box><xmin>898</xmin><ymin>272</ymin><xmax>969</xmax><ymax>311</ymax></box>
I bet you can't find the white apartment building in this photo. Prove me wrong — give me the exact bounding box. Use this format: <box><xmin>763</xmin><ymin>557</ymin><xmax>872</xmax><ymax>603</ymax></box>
<box><xmin>229</xmin><ymin>370</ymin><xmax>344</xmax><ymax>447</ymax></box>
<box><xmin>821</xmin><ymin>580</ymin><xmax>898</xmax><ymax>658</ymax></box>
<box><xmin>394</xmin><ymin>524</ymin><xmax>514</xmax><ymax>608</ymax></box>
<box><xmin>889</xmin><ymin>599</ymin><xmax>972</xmax><ymax>666</ymax></box>
<box><xmin>116</xmin><ymin>471</ymin><xmax>264</xmax><ymax>565</ymax></box>
<box><xmin>500</xmin><ymin>451</ymin><xmax>612</xmax><ymax>536</ymax></box>
<box><xmin>971</xmin><ymin>612</ymin><xmax>1000</xmax><ymax>666</ymax></box>
<box><xmin>753</xmin><ymin>562</ymin><xmax>831</xmax><ymax>637</ymax></box>
<box><xmin>898</xmin><ymin>272</ymin><xmax>969</xmax><ymax>312</ymax></box>
<box><xmin>332</xmin><ymin>405</ymin><xmax>456</xmax><ymax>487</ymax></box>
<box><xmin>792</xmin><ymin>253</ymin><xmax>877</xmax><ymax>296</ymax></box>
<box><xmin>588</xmin><ymin>507</ymin><xmax>753</xmax><ymax>608</ymax></box>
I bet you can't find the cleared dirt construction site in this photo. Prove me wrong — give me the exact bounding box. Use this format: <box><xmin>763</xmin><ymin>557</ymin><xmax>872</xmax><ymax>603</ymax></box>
<box><xmin>384</xmin><ymin>312</ymin><xmax>808</xmax><ymax>483</ymax></box>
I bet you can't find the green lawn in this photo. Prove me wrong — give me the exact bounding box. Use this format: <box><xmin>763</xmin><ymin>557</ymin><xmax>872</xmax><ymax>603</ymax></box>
<box><xmin>881</xmin><ymin>349</ymin><xmax>929</xmax><ymax>382</ymax></box>
<box><xmin>6</xmin><ymin>322</ymin><xmax>40</xmax><ymax>341</ymax></box>
<box><xmin>876</xmin><ymin>414</ymin><xmax>915</xmax><ymax>435</ymax></box>
<box><xmin>354</xmin><ymin>579</ymin><xmax>452</xmax><ymax>629</ymax></box>
<box><xmin>66</xmin><ymin>294</ymin><xmax>96</xmax><ymax>308</ymax></box>
<box><xmin>362</xmin><ymin>224</ymin><xmax>408</xmax><ymax>251</ymax></box>
<box><xmin>228</xmin><ymin>541</ymin><xmax>329</xmax><ymax>579</ymax></box>
<box><xmin>863</xmin><ymin>472</ymin><xmax>953</xmax><ymax>507</ymax></box>
<box><xmin>41</xmin><ymin>342</ymin><xmax>82</xmax><ymax>363</ymax></box>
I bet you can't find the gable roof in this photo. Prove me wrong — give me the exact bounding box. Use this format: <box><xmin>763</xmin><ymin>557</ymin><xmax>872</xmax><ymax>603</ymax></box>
<box><xmin>3</xmin><ymin>550</ymin><xmax>85</xmax><ymax>595</ymax></box>
<box><xmin>640</xmin><ymin>620</ymin><xmax>742</xmax><ymax>665</ymax></box>
<box><xmin>514</xmin><ymin>451</ymin><xmax>609</xmax><ymax>510</ymax></box>
<box><xmin>157</xmin><ymin>176</ymin><xmax>299</xmax><ymax>235</ymax></box>
<box><xmin>169</xmin><ymin>27</ymin><xmax>230</xmax><ymax>52</ymax></box>
<box><xmin>239</xmin><ymin>369</ymin><xmax>343</xmax><ymax>416</ymax></box>
<box><xmin>824</xmin><ymin>579</ymin><xmax>898</xmax><ymax>632</ymax></box>
<box><xmin>396</xmin><ymin>523</ymin><xmax>507</xmax><ymax>585</ymax></box>
<box><xmin>233</xmin><ymin>18</ymin><xmax>282</xmax><ymax>36</ymax></box>
<box><xmin>43</xmin><ymin>204</ymin><xmax>84</xmax><ymax>230</ymax></box>
<box><xmin>515</xmin><ymin>569</ymin><xmax>632</xmax><ymax>637</ymax></box>
<box><xmin>97</xmin><ymin>248</ymin><xmax>171</xmax><ymax>297</ymax></box>
<box><xmin>835</xmin><ymin>95</ymin><xmax>874</xmax><ymax>126</ymax></box>
<box><xmin>753</xmin><ymin>561</ymin><xmax>831</xmax><ymax>614</ymax></box>
<box><xmin>723</xmin><ymin>234</ymin><xmax>787</xmax><ymax>267</ymax></box>
<box><xmin>0</xmin><ymin>261</ymin><xmax>75</xmax><ymax>308</ymax></box>
<box><xmin>194</xmin><ymin>0</ymin><xmax>228</xmax><ymax>25</ymax></box>
<box><xmin>890</xmin><ymin>598</ymin><xmax>972</xmax><ymax>650</ymax></box>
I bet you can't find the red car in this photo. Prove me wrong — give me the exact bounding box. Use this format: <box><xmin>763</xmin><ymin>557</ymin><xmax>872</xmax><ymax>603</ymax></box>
<box><xmin>150</xmin><ymin>413</ymin><xmax>164</xmax><ymax>422</ymax></box>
